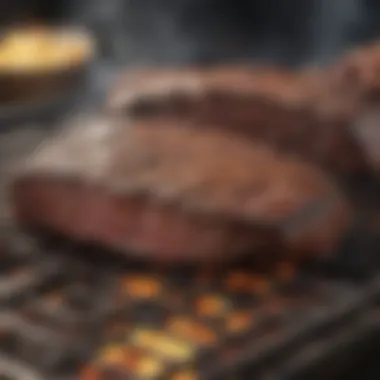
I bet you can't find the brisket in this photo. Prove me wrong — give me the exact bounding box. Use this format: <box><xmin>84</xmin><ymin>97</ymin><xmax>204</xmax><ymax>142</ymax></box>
<box><xmin>106</xmin><ymin>67</ymin><xmax>367</xmax><ymax>176</ymax></box>
<box><xmin>11</xmin><ymin>116</ymin><xmax>351</xmax><ymax>263</ymax></box>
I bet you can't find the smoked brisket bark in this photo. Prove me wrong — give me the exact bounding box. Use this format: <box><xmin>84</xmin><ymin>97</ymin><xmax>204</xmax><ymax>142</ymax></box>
<box><xmin>106</xmin><ymin>67</ymin><xmax>367</xmax><ymax>176</ymax></box>
<box><xmin>11</xmin><ymin>117</ymin><xmax>350</xmax><ymax>263</ymax></box>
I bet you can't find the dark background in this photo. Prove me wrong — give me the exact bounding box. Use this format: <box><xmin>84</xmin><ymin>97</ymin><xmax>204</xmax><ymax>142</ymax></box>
<box><xmin>3</xmin><ymin>0</ymin><xmax>380</xmax><ymax>67</ymax></box>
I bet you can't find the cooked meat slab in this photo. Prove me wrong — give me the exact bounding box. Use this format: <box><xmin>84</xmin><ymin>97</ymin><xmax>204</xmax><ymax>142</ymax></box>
<box><xmin>11</xmin><ymin>117</ymin><xmax>350</xmax><ymax>263</ymax></box>
<box><xmin>106</xmin><ymin>67</ymin><xmax>367</xmax><ymax>176</ymax></box>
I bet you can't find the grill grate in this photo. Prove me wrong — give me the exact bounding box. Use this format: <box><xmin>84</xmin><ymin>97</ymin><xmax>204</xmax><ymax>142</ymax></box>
<box><xmin>0</xmin><ymin>230</ymin><xmax>378</xmax><ymax>380</ymax></box>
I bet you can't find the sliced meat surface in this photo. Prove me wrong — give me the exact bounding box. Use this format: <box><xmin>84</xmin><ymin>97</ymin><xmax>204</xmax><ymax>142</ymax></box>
<box><xmin>11</xmin><ymin>117</ymin><xmax>351</xmax><ymax>263</ymax></box>
<box><xmin>106</xmin><ymin>66</ymin><xmax>368</xmax><ymax>176</ymax></box>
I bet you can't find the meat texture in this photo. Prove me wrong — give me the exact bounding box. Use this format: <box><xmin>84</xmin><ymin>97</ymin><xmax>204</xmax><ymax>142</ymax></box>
<box><xmin>11</xmin><ymin>116</ymin><xmax>351</xmax><ymax>263</ymax></box>
<box><xmin>329</xmin><ymin>42</ymin><xmax>380</xmax><ymax>173</ymax></box>
<box><xmin>329</xmin><ymin>42</ymin><xmax>380</xmax><ymax>104</ymax></box>
<box><xmin>106</xmin><ymin>67</ymin><xmax>367</xmax><ymax>176</ymax></box>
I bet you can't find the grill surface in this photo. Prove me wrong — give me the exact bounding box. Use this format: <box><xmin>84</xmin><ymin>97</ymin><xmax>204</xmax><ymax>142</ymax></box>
<box><xmin>0</xmin><ymin>126</ymin><xmax>379</xmax><ymax>380</ymax></box>
<box><xmin>0</xmin><ymin>230</ymin><xmax>378</xmax><ymax>380</ymax></box>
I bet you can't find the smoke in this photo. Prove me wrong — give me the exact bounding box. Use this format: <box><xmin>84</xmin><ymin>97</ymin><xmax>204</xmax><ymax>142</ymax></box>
<box><xmin>71</xmin><ymin>0</ymin><xmax>200</xmax><ymax>66</ymax></box>
<box><xmin>311</xmin><ymin>0</ymin><xmax>367</xmax><ymax>64</ymax></box>
<box><xmin>16</xmin><ymin>0</ymin><xmax>380</xmax><ymax>67</ymax></box>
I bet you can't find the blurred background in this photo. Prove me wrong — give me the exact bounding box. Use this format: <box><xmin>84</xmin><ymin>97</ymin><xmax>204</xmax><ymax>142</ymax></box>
<box><xmin>2</xmin><ymin>0</ymin><xmax>380</xmax><ymax>112</ymax></box>
<box><xmin>3</xmin><ymin>0</ymin><xmax>380</xmax><ymax>66</ymax></box>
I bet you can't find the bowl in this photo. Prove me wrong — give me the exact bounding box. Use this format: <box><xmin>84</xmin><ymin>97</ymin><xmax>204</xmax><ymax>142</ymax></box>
<box><xmin>0</xmin><ymin>26</ymin><xmax>96</xmax><ymax>106</ymax></box>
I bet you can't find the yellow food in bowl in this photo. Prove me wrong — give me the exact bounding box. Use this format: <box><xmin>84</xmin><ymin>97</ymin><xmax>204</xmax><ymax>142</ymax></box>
<box><xmin>0</xmin><ymin>27</ymin><xmax>94</xmax><ymax>72</ymax></box>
